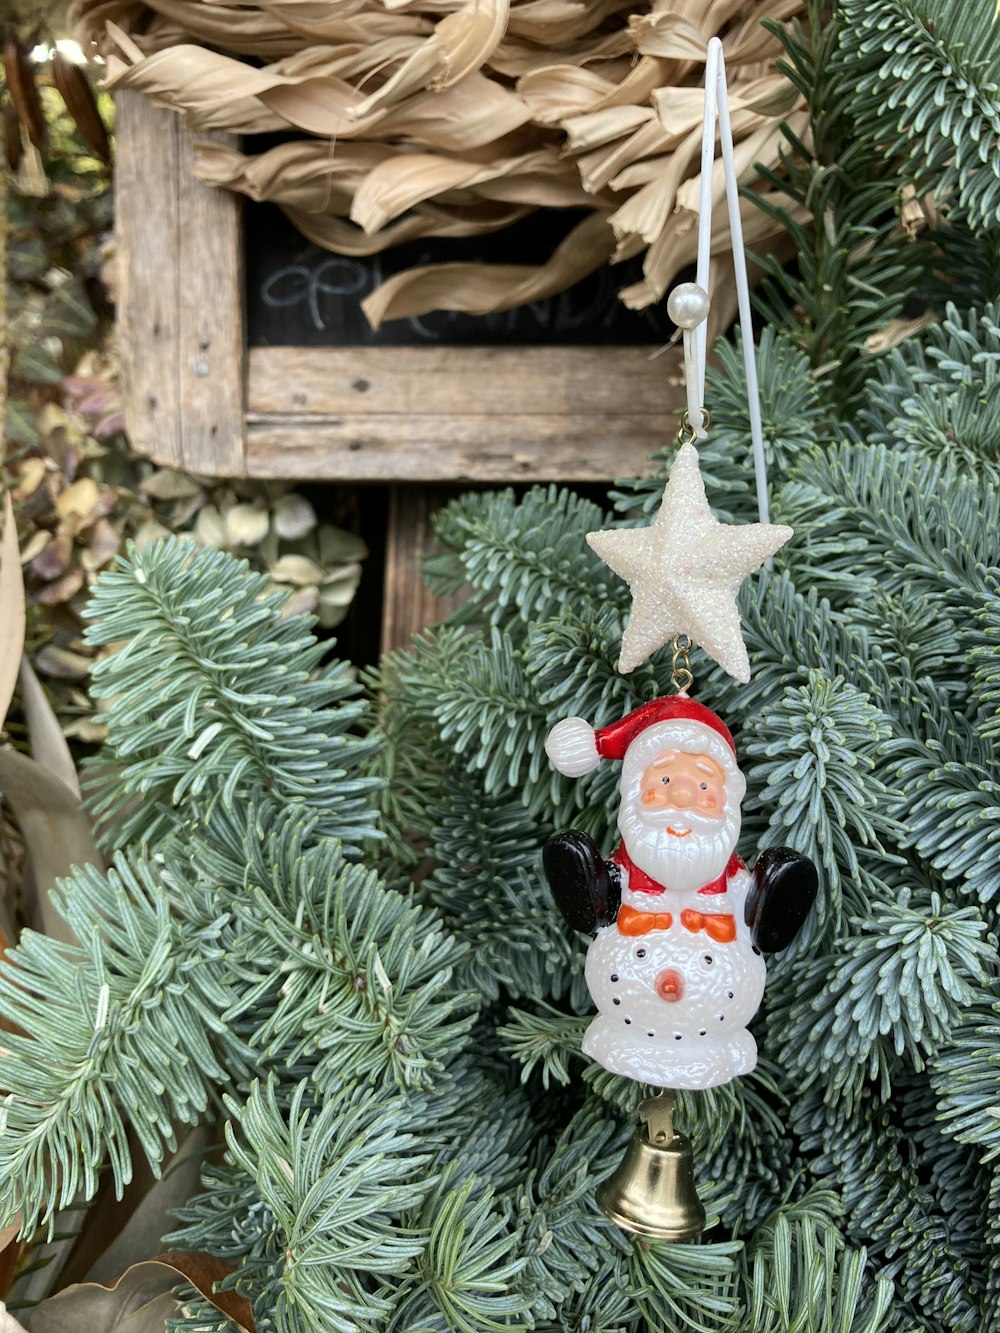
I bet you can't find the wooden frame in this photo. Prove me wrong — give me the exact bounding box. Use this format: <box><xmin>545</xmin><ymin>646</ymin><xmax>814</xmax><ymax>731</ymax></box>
<box><xmin>116</xmin><ymin>91</ymin><xmax>686</xmax><ymax>485</ymax></box>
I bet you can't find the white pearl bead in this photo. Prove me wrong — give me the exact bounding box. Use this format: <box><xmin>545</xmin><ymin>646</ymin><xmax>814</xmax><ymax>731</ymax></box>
<box><xmin>667</xmin><ymin>282</ymin><xmax>711</xmax><ymax>329</ymax></box>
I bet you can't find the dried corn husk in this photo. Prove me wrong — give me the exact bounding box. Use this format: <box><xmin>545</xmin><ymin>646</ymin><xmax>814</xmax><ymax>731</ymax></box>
<box><xmin>76</xmin><ymin>0</ymin><xmax>809</xmax><ymax>324</ymax></box>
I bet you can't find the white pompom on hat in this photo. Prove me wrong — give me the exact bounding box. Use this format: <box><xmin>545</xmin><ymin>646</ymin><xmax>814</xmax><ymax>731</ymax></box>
<box><xmin>544</xmin><ymin>715</ymin><xmax>600</xmax><ymax>776</ymax></box>
<box><xmin>545</xmin><ymin>696</ymin><xmax>736</xmax><ymax>777</ymax></box>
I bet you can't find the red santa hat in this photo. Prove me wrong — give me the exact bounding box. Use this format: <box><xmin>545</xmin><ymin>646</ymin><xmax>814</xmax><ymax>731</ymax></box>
<box><xmin>545</xmin><ymin>695</ymin><xmax>736</xmax><ymax>778</ymax></box>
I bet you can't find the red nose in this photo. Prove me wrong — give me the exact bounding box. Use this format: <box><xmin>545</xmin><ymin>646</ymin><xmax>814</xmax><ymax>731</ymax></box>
<box><xmin>655</xmin><ymin>968</ymin><xmax>685</xmax><ymax>1002</ymax></box>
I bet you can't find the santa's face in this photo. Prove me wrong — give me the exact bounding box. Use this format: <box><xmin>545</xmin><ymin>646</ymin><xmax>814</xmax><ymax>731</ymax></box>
<box><xmin>618</xmin><ymin>730</ymin><xmax>743</xmax><ymax>893</ymax></box>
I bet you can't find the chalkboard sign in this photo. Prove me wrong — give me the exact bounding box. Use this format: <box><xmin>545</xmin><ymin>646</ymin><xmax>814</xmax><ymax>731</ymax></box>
<box><xmin>116</xmin><ymin>93</ymin><xmax>686</xmax><ymax>485</ymax></box>
<box><xmin>246</xmin><ymin>204</ymin><xmax>674</xmax><ymax>348</ymax></box>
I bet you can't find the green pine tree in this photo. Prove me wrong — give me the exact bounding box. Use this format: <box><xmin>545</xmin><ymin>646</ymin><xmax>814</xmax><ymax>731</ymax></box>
<box><xmin>2</xmin><ymin>1</ymin><xmax>1000</xmax><ymax>1329</ymax></box>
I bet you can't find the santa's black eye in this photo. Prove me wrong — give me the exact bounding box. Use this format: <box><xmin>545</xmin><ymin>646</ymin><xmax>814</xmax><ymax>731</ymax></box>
<box><xmin>661</xmin><ymin>776</ymin><xmax>670</xmax><ymax>784</ymax></box>
<box><xmin>700</xmin><ymin>783</ymin><xmax>708</xmax><ymax>790</ymax></box>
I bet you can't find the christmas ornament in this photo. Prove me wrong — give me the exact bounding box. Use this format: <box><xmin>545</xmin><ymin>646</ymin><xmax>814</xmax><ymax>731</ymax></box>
<box><xmin>541</xmin><ymin>39</ymin><xmax>818</xmax><ymax>1241</ymax></box>
<box><xmin>587</xmin><ymin>441</ymin><xmax>792</xmax><ymax>680</ymax></box>
<box><xmin>545</xmin><ymin>696</ymin><xmax>816</xmax><ymax>1089</ymax></box>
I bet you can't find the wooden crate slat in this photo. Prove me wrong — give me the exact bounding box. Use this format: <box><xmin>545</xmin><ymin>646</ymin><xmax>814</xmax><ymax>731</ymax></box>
<box><xmin>116</xmin><ymin>92</ymin><xmax>183</xmax><ymax>468</ymax></box>
<box><xmin>116</xmin><ymin>92</ymin><xmax>244</xmax><ymax>476</ymax></box>
<box><xmin>175</xmin><ymin>124</ymin><xmax>245</xmax><ymax>476</ymax></box>
<box><xmin>248</xmin><ymin>345</ymin><xmax>684</xmax><ymax>419</ymax></box>
<box><xmin>381</xmin><ymin>487</ymin><xmax>470</xmax><ymax>653</ymax></box>
<box><xmin>245</xmin><ymin>411</ymin><xmax>675</xmax><ymax>482</ymax></box>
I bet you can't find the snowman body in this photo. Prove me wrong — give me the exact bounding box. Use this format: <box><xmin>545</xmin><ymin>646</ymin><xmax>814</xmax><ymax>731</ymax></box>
<box><xmin>583</xmin><ymin>867</ymin><xmax>765</xmax><ymax>1089</ymax></box>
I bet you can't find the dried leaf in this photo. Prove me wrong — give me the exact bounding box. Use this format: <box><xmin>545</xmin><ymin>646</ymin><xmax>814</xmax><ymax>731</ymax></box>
<box><xmin>82</xmin><ymin>517</ymin><xmax>122</xmax><ymax>572</ymax></box>
<box><xmin>12</xmin><ymin>458</ymin><xmax>48</xmax><ymax>502</ymax></box>
<box><xmin>319</xmin><ymin>526</ymin><xmax>368</xmax><ymax>564</ymax></box>
<box><xmin>352</xmin><ymin>0</ymin><xmax>510</xmax><ymax>114</ymax></box>
<box><xmin>0</xmin><ymin>493</ymin><xmax>26</xmax><ymax>737</ymax></box>
<box><xmin>56</xmin><ymin>477</ymin><xmax>101</xmax><ymax>520</ymax></box>
<box><xmin>18</xmin><ymin>659</ymin><xmax>81</xmax><ymax>796</ymax></box>
<box><xmin>133</xmin><ymin>518</ymin><xmax>172</xmax><ymax>549</ymax></box>
<box><xmin>4</xmin><ymin>102</ymin><xmax>23</xmax><ymax>173</ymax></box>
<box><xmin>33</xmin><ymin>646</ymin><xmax>93</xmax><ymax>681</ymax></box>
<box><xmin>19</xmin><ymin>1265</ymin><xmax>179</xmax><ymax>1333</ymax></box>
<box><xmin>4</xmin><ymin>37</ymin><xmax>46</xmax><ymax>153</ymax></box>
<box><xmin>34</xmin><ymin>568</ymin><xmax>86</xmax><ymax>606</ymax></box>
<box><xmin>224</xmin><ymin>502</ymin><xmax>270</xmax><ymax>547</ymax></box>
<box><xmin>272</xmin><ymin>493</ymin><xmax>317</xmax><ymax>540</ymax></box>
<box><xmin>82</xmin><ymin>1129</ymin><xmax>215</xmax><ymax>1287</ymax></box>
<box><xmin>362</xmin><ymin>210</ymin><xmax>615</xmax><ymax>326</ymax></box>
<box><xmin>52</xmin><ymin>50</ymin><xmax>112</xmax><ymax>164</ymax></box>
<box><xmin>269</xmin><ymin>553</ymin><xmax>327</xmax><ymax>585</ymax></box>
<box><xmin>0</xmin><ymin>748</ymin><xmax>101</xmax><ymax>944</ymax></box>
<box><xmin>21</xmin><ymin>1256</ymin><xmax>254</xmax><ymax>1333</ymax></box>
<box><xmin>138</xmin><ymin>469</ymin><xmax>203</xmax><ymax>500</ymax></box>
<box><xmin>99</xmin><ymin>0</ymin><xmax>805</xmax><ymax>323</ymax></box>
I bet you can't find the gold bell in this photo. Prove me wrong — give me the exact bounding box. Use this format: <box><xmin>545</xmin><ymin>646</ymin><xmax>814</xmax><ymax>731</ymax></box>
<box><xmin>597</xmin><ymin>1091</ymin><xmax>706</xmax><ymax>1241</ymax></box>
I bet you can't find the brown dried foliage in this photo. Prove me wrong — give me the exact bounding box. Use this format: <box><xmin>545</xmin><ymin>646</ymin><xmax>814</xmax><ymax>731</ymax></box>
<box><xmin>72</xmin><ymin>0</ymin><xmax>808</xmax><ymax>324</ymax></box>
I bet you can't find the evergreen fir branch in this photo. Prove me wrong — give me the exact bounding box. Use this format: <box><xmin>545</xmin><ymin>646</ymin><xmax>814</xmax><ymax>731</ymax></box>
<box><xmin>838</xmin><ymin>0</ymin><xmax>1000</xmax><ymax>231</ymax></box>
<box><xmin>752</xmin><ymin>2</ymin><xmax>923</xmax><ymax>410</ymax></box>
<box><xmin>431</xmin><ymin>629</ymin><xmax>550</xmax><ymax>803</ymax></box>
<box><xmin>784</xmin><ymin>441</ymin><xmax>999</xmax><ymax>619</ymax></box>
<box><xmin>927</xmin><ymin>217</ymin><xmax>1000</xmax><ymax>313</ymax></box>
<box><xmin>220</xmin><ymin>1078</ymin><xmax>435</xmax><ymax>1333</ymax></box>
<box><xmin>531</xmin><ymin>1257</ymin><xmax>636</xmax><ymax>1333</ymax></box>
<box><xmin>932</xmin><ymin>998</ymin><xmax>1000</xmax><ymax>1165</ymax></box>
<box><xmin>852</xmin><ymin>589</ymin><xmax>965</xmax><ymax>697</ymax></box>
<box><xmin>795</xmin><ymin>1088</ymin><xmax>987</xmax><ymax>1330</ymax></box>
<box><xmin>498</xmin><ymin>1006</ymin><xmax>590</xmax><ymax>1087</ymax></box>
<box><xmin>430</xmin><ymin>1067</ymin><xmax>539</xmax><ymax>1201</ymax></box>
<box><xmin>83</xmin><ymin>539</ymin><xmax>380</xmax><ymax>852</ymax></box>
<box><xmin>629</xmin><ymin>1233</ymin><xmax>744</xmax><ymax>1333</ymax></box>
<box><xmin>773</xmin><ymin>886</ymin><xmax>992</xmax><ymax>1103</ymax></box>
<box><xmin>969</xmin><ymin>572</ymin><xmax>1000</xmax><ymax>738</ymax></box>
<box><xmin>389</xmin><ymin>1170</ymin><xmax>531</xmax><ymax>1333</ymax></box>
<box><xmin>430</xmin><ymin>487</ymin><xmax>622</xmax><ymax>634</ymax></box>
<box><xmin>888</xmin><ymin>704</ymin><xmax>1000</xmax><ymax>899</ymax></box>
<box><xmin>898</xmin><ymin>1071</ymin><xmax>990</xmax><ymax>1272</ymax></box>
<box><xmin>744</xmin><ymin>1205</ymin><xmax>894</xmax><ymax>1333</ymax></box>
<box><xmin>771</xmin><ymin>481</ymin><xmax>874</xmax><ymax>611</ymax></box>
<box><xmin>166</xmin><ymin>1295</ymin><xmax>233</xmax><ymax>1333</ymax></box>
<box><xmin>242</xmin><ymin>840</ymin><xmax>474</xmax><ymax>1090</ymax></box>
<box><xmin>611</xmin><ymin>330</ymin><xmax>821</xmax><ymax>531</ymax></box>
<box><xmin>741</xmin><ymin>671</ymin><xmax>903</xmax><ymax>943</ymax></box>
<box><xmin>515</xmin><ymin>1100</ymin><xmax>631</xmax><ymax>1323</ymax></box>
<box><xmin>423</xmin><ymin>778</ymin><xmax>581</xmax><ymax>1003</ymax></box>
<box><xmin>181</xmin><ymin>807</ymin><xmax>476</xmax><ymax>1091</ymax></box>
<box><xmin>0</xmin><ymin>854</ymin><xmax>239</xmax><ymax>1235</ymax></box>
<box><xmin>723</xmin><ymin>573</ymin><xmax>878</xmax><ymax>723</ymax></box>
<box><xmin>368</xmin><ymin>627</ymin><xmax>477</xmax><ymax>876</ymax></box>
<box><xmin>860</xmin><ymin>301</ymin><xmax>1000</xmax><ymax>476</ymax></box>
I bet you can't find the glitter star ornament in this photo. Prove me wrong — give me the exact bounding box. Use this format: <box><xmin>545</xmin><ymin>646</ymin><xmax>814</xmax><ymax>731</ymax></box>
<box><xmin>587</xmin><ymin>443</ymin><xmax>792</xmax><ymax>682</ymax></box>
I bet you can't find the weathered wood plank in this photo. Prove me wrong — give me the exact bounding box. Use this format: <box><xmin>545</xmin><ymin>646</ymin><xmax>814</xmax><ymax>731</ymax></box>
<box><xmin>381</xmin><ymin>487</ymin><xmax>469</xmax><ymax>653</ymax></box>
<box><xmin>245</xmin><ymin>412</ymin><xmax>672</xmax><ymax>481</ymax></box>
<box><xmin>247</xmin><ymin>344</ymin><xmax>684</xmax><ymax>418</ymax></box>
<box><xmin>115</xmin><ymin>92</ymin><xmax>182</xmax><ymax>467</ymax></box>
<box><xmin>175</xmin><ymin>127</ymin><xmax>246</xmax><ymax>476</ymax></box>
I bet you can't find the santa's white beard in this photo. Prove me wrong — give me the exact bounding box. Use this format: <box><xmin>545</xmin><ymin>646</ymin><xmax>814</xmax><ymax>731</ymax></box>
<box><xmin>618</xmin><ymin>802</ymin><xmax>740</xmax><ymax>893</ymax></box>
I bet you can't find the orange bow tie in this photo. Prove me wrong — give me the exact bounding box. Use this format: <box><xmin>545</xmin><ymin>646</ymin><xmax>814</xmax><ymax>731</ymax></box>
<box><xmin>680</xmin><ymin>909</ymin><xmax>737</xmax><ymax>943</ymax></box>
<box><xmin>617</xmin><ymin>905</ymin><xmax>672</xmax><ymax>935</ymax></box>
<box><xmin>616</xmin><ymin>906</ymin><xmax>737</xmax><ymax>942</ymax></box>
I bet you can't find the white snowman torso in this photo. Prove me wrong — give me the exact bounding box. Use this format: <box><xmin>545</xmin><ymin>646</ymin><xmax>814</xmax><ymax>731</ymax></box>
<box><xmin>582</xmin><ymin>864</ymin><xmax>765</xmax><ymax>1089</ymax></box>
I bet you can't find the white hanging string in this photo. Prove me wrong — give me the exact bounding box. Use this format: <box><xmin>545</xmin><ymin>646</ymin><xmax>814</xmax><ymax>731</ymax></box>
<box><xmin>686</xmin><ymin>35</ymin><xmax>771</xmax><ymax>526</ymax></box>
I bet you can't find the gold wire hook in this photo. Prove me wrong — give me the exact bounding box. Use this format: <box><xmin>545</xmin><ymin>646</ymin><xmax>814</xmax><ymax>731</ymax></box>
<box><xmin>675</xmin><ymin>407</ymin><xmax>712</xmax><ymax>447</ymax></box>
<box><xmin>671</xmin><ymin>634</ymin><xmax>693</xmax><ymax>694</ymax></box>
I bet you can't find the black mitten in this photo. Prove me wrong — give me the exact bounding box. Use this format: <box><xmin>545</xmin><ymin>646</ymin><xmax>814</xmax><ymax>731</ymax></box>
<box><xmin>543</xmin><ymin>830</ymin><xmax>621</xmax><ymax>934</ymax></box>
<box><xmin>744</xmin><ymin>847</ymin><xmax>818</xmax><ymax>952</ymax></box>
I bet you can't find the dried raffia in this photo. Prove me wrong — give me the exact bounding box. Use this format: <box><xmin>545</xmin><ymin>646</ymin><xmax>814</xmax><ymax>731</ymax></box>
<box><xmin>73</xmin><ymin>0</ymin><xmax>807</xmax><ymax>325</ymax></box>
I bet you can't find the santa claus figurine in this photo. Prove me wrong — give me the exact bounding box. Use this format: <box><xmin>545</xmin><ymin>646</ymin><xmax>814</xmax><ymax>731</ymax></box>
<box><xmin>544</xmin><ymin>696</ymin><xmax>817</xmax><ymax>1090</ymax></box>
